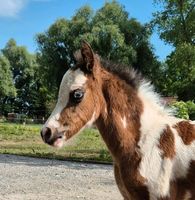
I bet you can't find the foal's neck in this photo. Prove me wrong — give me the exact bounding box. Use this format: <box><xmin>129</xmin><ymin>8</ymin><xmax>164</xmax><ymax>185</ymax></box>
<box><xmin>96</xmin><ymin>70</ymin><xmax>143</xmax><ymax>160</ymax></box>
<box><xmin>95</xmin><ymin>69</ymin><xmax>174</xmax><ymax>161</ymax></box>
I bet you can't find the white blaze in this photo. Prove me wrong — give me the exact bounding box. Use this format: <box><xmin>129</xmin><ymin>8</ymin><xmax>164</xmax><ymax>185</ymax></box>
<box><xmin>44</xmin><ymin>68</ymin><xmax>87</xmax><ymax>129</ymax></box>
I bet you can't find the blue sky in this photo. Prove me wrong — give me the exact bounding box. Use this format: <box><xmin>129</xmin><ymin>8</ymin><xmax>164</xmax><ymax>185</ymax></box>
<box><xmin>0</xmin><ymin>0</ymin><xmax>173</xmax><ymax>61</ymax></box>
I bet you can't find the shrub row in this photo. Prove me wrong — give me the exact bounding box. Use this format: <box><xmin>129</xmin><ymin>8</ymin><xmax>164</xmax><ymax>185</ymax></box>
<box><xmin>171</xmin><ymin>101</ymin><xmax>195</xmax><ymax>120</ymax></box>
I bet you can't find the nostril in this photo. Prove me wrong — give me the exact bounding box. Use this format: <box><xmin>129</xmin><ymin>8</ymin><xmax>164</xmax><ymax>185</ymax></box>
<box><xmin>41</xmin><ymin>127</ymin><xmax>52</xmax><ymax>143</ymax></box>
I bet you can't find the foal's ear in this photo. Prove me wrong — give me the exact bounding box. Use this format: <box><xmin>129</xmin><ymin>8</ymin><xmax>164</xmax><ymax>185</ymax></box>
<box><xmin>81</xmin><ymin>41</ymin><xmax>94</xmax><ymax>72</ymax></box>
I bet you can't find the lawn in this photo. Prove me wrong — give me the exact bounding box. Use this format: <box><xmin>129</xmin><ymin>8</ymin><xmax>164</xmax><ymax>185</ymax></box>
<box><xmin>0</xmin><ymin>122</ymin><xmax>112</xmax><ymax>163</ymax></box>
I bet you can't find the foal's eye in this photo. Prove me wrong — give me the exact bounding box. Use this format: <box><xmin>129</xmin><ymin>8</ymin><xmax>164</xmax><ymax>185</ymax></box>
<box><xmin>70</xmin><ymin>89</ymin><xmax>84</xmax><ymax>103</ymax></box>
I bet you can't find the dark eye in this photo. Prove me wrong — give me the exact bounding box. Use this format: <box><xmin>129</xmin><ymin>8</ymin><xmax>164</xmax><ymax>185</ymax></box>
<box><xmin>70</xmin><ymin>89</ymin><xmax>84</xmax><ymax>103</ymax></box>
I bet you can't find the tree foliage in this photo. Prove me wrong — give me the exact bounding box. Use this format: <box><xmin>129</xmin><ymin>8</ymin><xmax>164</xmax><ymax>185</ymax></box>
<box><xmin>171</xmin><ymin>100</ymin><xmax>195</xmax><ymax>119</ymax></box>
<box><xmin>165</xmin><ymin>43</ymin><xmax>195</xmax><ymax>100</ymax></box>
<box><xmin>1</xmin><ymin>39</ymin><xmax>47</xmax><ymax>116</ymax></box>
<box><xmin>3</xmin><ymin>1</ymin><xmax>195</xmax><ymax>117</ymax></box>
<box><xmin>36</xmin><ymin>1</ymin><xmax>160</xmax><ymax>93</ymax></box>
<box><xmin>0</xmin><ymin>54</ymin><xmax>16</xmax><ymax>98</ymax></box>
<box><xmin>153</xmin><ymin>0</ymin><xmax>195</xmax><ymax>46</ymax></box>
<box><xmin>153</xmin><ymin>0</ymin><xmax>195</xmax><ymax>100</ymax></box>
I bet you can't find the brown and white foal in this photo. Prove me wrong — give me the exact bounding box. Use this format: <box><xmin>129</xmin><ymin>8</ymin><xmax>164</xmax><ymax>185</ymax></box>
<box><xmin>41</xmin><ymin>42</ymin><xmax>195</xmax><ymax>200</ymax></box>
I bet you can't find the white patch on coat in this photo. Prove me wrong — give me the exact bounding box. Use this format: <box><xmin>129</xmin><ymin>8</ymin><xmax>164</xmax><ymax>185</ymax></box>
<box><xmin>172</xmin><ymin>127</ymin><xmax>195</xmax><ymax>179</ymax></box>
<box><xmin>121</xmin><ymin>116</ymin><xmax>127</xmax><ymax>128</ymax></box>
<box><xmin>150</xmin><ymin>158</ymin><xmax>173</xmax><ymax>198</ymax></box>
<box><xmin>43</xmin><ymin>69</ymin><xmax>87</xmax><ymax>130</ymax></box>
<box><xmin>137</xmin><ymin>82</ymin><xmax>195</xmax><ymax>198</ymax></box>
<box><xmin>138</xmin><ymin>119</ymin><xmax>169</xmax><ymax>198</ymax></box>
<box><xmin>137</xmin><ymin>81</ymin><xmax>181</xmax><ymax>198</ymax></box>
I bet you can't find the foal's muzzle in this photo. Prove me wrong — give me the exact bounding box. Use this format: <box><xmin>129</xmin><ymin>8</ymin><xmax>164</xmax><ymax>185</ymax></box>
<box><xmin>41</xmin><ymin>127</ymin><xmax>52</xmax><ymax>144</ymax></box>
<box><xmin>40</xmin><ymin>126</ymin><xmax>65</xmax><ymax>147</ymax></box>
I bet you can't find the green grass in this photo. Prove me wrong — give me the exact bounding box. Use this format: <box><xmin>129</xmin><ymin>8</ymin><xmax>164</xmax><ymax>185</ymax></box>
<box><xmin>0</xmin><ymin>122</ymin><xmax>112</xmax><ymax>163</ymax></box>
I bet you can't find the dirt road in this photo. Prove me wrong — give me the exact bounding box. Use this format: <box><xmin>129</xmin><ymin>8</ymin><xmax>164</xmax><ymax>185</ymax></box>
<box><xmin>0</xmin><ymin>154</ymin><xmax>122</xmax><ymax>200</ymax></box>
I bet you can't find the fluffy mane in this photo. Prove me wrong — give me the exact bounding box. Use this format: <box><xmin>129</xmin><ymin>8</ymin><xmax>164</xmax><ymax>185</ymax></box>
<box><xmin>100</xmin><ymin>58</ymin><xmax>173</xmax><ymax>116</ymax></box>
<box><xmin>73</xmin><ymin>49</ymin><xmax>142</xmax><ymax>89</ymax></box>
<box><xmin>100</xmin><ymin>58</ymin><xmax>142</xmax><ymax>89</ymax></box>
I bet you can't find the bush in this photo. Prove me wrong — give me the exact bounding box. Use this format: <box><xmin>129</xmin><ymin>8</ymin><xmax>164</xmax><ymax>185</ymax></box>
<box><xmin>171</xmin><ymin>101</ymin><xmax>195</xmax><ymax>120</ymax></box>
<box><xmin>171</xmin><ymin>101</ymin><xmax>189</xmax><ymax>119</ymax></box>
<box><xmin>0</xmin><ymin>116</ymin><xmax>7</xmax><ymax>123</ymax></box>
<box><xmin>186</xmin><ymin>101</ymin><xmax>195</xmax><ymax>120</ymax></box>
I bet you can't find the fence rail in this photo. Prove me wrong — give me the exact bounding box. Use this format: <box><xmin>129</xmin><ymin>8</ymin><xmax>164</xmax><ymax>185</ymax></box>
<box><xmin>0</xmin><ymin>117</ymin><xmax>45</xmax><ymax>125</ymax></box>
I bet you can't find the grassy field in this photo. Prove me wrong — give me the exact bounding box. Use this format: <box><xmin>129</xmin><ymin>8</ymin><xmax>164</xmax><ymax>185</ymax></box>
<box><xmin>0</xmin><ymin>122</ymin><xmax>112</xmax><ymax>163</ymax></box>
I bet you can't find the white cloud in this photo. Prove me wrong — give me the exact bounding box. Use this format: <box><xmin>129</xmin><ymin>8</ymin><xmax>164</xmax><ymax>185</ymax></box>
<box><xmin>0</xmin><ymin>0</ymin><xmax>27</xmax><ymax>17</ymax></box>
<box><xmin>0</xmin><ymin>0</ymin><xmax>52</xmax><ymax>18</ymax></box>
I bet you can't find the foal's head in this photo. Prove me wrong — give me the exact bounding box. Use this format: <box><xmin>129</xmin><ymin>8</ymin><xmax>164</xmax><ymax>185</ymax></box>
<box><xmin>41</xmin><ymin>42</ymin><xmax>103</xmax><ymax>147</ymax></box>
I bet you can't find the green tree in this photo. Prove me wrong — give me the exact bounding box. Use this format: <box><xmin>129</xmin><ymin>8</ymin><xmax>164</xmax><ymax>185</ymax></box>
<box><xmin>2</xmin><ymin>39</ymin><xmax>47</xmax><ymax>116</ymax></box>
<box><xmin>153</xmin><ymin>0</ymin><xmax>195</xmax><ymax>46</ymax></box>
<box><xmin>153</xmin><ymin>0</ymin><xmax>195</xmax><ymax>99</ymax></box>
<box><xmin>0</xmin><ymin>54</ymin><xmax>16</xmax><ymax>115</ymax></box>
<box><xmin>165</xmin><ymin>43</ymin><xmax>195</xmax><ymax>100</ymax></box>
<box><xmin>0</xmin><ymin>54</ymin><xmax>16</xmax><ymax>98</ymax></box>
<box><xmin>36</xmin><ymin>1</ymin><xmax>161</xmax><ymax>95</ymax></box>
<box><xmin>36</xmin><ymin>18</ymin><xmax>73</xmax><ymax>91</ymax></box>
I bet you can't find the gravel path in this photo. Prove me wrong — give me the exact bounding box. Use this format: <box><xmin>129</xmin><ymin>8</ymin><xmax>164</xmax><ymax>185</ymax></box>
<box><xmin>0</xmin><ymin>154</ymin><xmax>122</xmax><ymax>200</ymax></box>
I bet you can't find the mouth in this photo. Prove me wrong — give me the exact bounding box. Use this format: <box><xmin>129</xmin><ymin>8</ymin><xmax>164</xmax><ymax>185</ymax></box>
<box><xmin>53</xmin><ymin>135</ymin><xmax>65</xmax><ymax>148</ymax></box>
<box><xmin>46</xmin><ymin>132</ymin><xmax>66</xmax><ymax>148</ymax></box>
